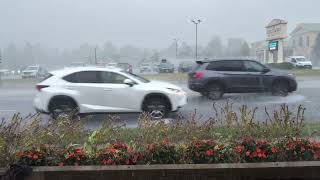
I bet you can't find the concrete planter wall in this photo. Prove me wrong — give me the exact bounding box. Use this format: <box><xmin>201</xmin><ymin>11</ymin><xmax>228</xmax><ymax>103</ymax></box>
<box><xmin>1</xmin><ymin>161</ymin><xmax>320</xmax><ymax>180</ymax></box>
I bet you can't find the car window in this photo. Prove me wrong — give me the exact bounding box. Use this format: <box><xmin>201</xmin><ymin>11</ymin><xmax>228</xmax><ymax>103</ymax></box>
<box><xmin>63</xmin><ymin>71</ymin><xmax>100</xmax><ymax>83</ymax></box>
<box><xmin>291</xmin><ymin>59</ymin><xmax>297</xmax><ymax>63</ymax></box>
<box><xmin>206</xmin><ymin>61</ymin><xmax>244</xmax><ymax>71</ymax></box>
<box><xmin>99</xmin><ymin>71</ymin><xmax>127</xmax><ymax>84</ymax></box>
<box><xmin>243</xmin><ymin>61</ymin><xmax>265</xmax><ymax>72</ymax></box>
<box><xmin>122</xmin><ymin>72</ymin><xmax>150</xmax><ymax>83</ymax></box>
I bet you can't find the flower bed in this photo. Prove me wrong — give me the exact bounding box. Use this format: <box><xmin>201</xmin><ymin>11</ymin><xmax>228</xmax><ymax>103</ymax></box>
<box><xmin>17</xmin><ymin>137</ymin><xmax>320</xmax><ymax>167</ymax></box>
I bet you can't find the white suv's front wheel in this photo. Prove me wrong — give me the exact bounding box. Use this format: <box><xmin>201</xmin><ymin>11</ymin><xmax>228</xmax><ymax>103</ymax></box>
<box><xmin>143</xmin><ymin>97</ymin><xmax>170</xmax><ymax>120</ymax></box>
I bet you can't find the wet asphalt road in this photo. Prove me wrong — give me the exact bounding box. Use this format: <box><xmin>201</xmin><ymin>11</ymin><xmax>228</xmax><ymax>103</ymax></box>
<box><xmin>0</xmin><ymin>76</ymin><xmax>320</xmax><ymax>129</ymax></box>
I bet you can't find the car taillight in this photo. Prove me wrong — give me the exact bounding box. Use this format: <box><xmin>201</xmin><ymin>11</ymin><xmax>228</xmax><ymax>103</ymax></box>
<box><xmin>36</xmin><ymin>85</ymin><xmax>49</xmax><ymax>91</ymax></box>
<box><xmin>193</xmin><ymin>71</ymin><xmax>203</xmax><ymax>79</ymax></box>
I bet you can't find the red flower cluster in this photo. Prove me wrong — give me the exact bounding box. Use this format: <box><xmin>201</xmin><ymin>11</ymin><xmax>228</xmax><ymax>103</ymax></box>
<box><xmin>97</xmin><ymin>142</ymin><xmax>140</xmax><ymax>166</ymax></box>
<box><xmin>17</xmin><ymin>146</ymin><xmax>52</xmax><ymax>166</ymax></box>
<box><xmin>60</xmin><ymin>147</ymin><xmax>89</xmax><ymax>166</ymax></box>
<box><xmin>16</xmin><ymin>137</ymin><xmax>320</xmax><ymax>167</ymax></box>
<box><xmin>185</xmin><ymin>140</ymin><xmax>233</xmax><ymax>164</ymax></box>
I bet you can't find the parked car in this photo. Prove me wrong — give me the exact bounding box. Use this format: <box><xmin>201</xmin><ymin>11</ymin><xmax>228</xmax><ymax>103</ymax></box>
<box><xmin>0</xmin><ymin>69</ymin><xmax>10</xmax><ymax>76</ymax></box>
<box><xmin>188</xmin><ymin>59</ymin><xmax>297</xmax><ymax>100</ymax></box>
<box><xmin>287</xmin><ymin>56</ymin><xmax>312</xmax><ymax>69</ymax></box>
<box><xmin>117</xmin><ymin>63</ymin><xmax>133</xmax><ymax>73</ymax></box>
<box><xmin>70</xmin><ymin>62</ymin><xmax>87</xmax><ymax>67</ymax></box>
<box><xmin>159</xmin><ymin>59</ymin><xmax>174</xmax><ymax>73</ymax></box>
<box><xmin>106</xmin><ymin>62</ymin><xmax>118</xmax><ymax>68</ymax></box>
<box><xmin>178</xmin><ymin>61</ymin><xmax>193</xmax><ymax>73</ymax></box>
<box><xmin>34</xmin><ymin>67</ymin><xmax>187</xmax><ymax>119</ymax></box>
<box><xmin>21</xmin><ymin>65</ymin><xmax>48</xmax><ymax>79</ymax></box>
<box><xmin>140</xmin><ymin>63</ymin><xmax>153</xmax><ymax>73</ymax></box>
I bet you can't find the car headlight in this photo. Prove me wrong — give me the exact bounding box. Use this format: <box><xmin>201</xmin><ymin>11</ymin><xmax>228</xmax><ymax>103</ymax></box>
<box><xmin>288</xmin><ymin>73</ymin><xmax>296</xmax><ymax>79</ymax></box>
<box><xmin>166</xmin><ymin>88</ymin><xmax>186</xmax><ymax>95</ymax></box>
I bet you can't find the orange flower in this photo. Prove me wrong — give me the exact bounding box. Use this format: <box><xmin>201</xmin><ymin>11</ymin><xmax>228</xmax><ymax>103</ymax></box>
<box><xmin>147</xmin><ymin>144</ymin><xmax>154</xmax><ymax>151</ymax></box>
<box><xmin>77</xmin><ymin>157</ymin><xmax>81</xmax><ymax>161</ymax></box>
<box><xmin>106</xmin><ymin>159</ymin><xmax>113</xmax><ymax>165</ymax></box>
<box><xmin>234</xmin><ymin>146</ymin><xmax>243</xmax><ymax>154</ymax></box>
<box><xmin>127</xmin><ymin>147</ymin><xmax>133</xmax><ymax>154</ymax></box>
<box><xmin>314</xmin><ymin>152</ymin><xmax>320</xmax><ymax>159</ymax></box>
<box><xmin>205</xmin><ymin>149</ymin><xmax>214</xmax><ymax>157</ymax></box>
<box><xmin>161</xmin><ymin>139</ymin><xmax>169</xmax><ymax>145</ymax></box>
<box><xmin>133</xmin><ymin>154</ymin><xmax>139</xmax><ymax>163</ymax></box>
<box><xmin>18</xmin><ymin>151</ymin><xmax>24</xmax><ymax>157</ymax></box>
<box><xmin>33</xmin><ymin>154</ymin><xmax>39</xmax><ymax>159</ymax></box>
<box><xmin>252</xmin><ymin>151</ymin><xmax>257</xmax><ymax>157</ymax></box>
<box><xmin>75</xmin><ymin>148</ymin><xmax>81</xmax><ymax>155</ymax></box>
<box><xmin>271</xmin><ymin>146</ymin><xmax>277</xmax><ymax>154</ymax></box>
<box><xmin>28</xmin><ymin>151</ymin><xmax>33</xmax><ymax>158</ymax></box>
<box><xmin>125</xmin><ymin>158</ymin><xmax>130</xmax><ymax>165</ymax></box>
<box><xmin>107</xmin><ymin>148</ymin><xmax>117</xmax><ymax>153</ymax></box>
<box><xmin>246</xmin><ymin>151</ymin><xmax>251</xmax><ymax>157</ymax></box>
<box><xmin>255</xmin><ymin>147</ymin><xmax>262</xmax><ymax>153</ymax></box>
<box><xmin>262</xmin><ymin>152</ymin><xmax>267</xmax><ymax>158</ymax></box>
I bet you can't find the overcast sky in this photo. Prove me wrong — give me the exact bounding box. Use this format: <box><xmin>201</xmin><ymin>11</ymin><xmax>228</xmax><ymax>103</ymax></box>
<box><xmin>1</xmin><ymin>0</ymin><xmax>319</xmax><ymax>49</ymax></box>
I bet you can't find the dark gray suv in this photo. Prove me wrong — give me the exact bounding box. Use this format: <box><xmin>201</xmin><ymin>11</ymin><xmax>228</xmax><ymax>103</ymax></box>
<box><xmin>188</xmin><ymin>59</ymin><xmax>297</xmax><ymax>100</ymax></box>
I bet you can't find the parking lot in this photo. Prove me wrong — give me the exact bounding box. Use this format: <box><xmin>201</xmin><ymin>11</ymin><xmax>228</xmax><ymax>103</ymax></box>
<box><xmin>0</xmin><ymin>74</ymin><xmax>320</xmax><ymax>129</ymax></box>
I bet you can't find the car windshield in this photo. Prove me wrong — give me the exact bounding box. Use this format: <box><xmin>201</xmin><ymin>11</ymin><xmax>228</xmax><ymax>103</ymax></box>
<box><xmin>296</xmin><ymin>58</ymin><xmax>306</xmax><ymax>62</ymax></box>
<box><xmin>122</xmin><ymin>72</ymin><xmax>150</xmax><ymax>83</ymax></box>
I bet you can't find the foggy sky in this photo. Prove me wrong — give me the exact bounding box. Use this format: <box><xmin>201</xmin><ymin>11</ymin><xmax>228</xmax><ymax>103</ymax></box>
<box><xmin>1</xmin><ymin>0</ymin><xmax>319</xmax><ymax>49</ymax></box>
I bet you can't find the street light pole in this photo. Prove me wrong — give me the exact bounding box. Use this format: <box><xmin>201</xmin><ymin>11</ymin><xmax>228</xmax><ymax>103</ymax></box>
<box><xmin>191</xmin><ymin>19</ymin><xmax>201</xmax><ymax>60</ymax></box>
<box><xmin>173</xmin><ymin>38</ymin><xmax>179</xmax><ymax>59</ymax></box>
<box><xmin>94</xmin><ymin>47</ymin><xmax>97</xmax><ymax>65</ymax></box>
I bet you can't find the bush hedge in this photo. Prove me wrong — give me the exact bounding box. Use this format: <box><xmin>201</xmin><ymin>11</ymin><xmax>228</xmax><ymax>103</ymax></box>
<box><xmin>17</xmin><ymin>137</ymin><xmax>320</xmax><ymax>166</ymax></box>
<box><xmin>0</xmin><ymin>103</ymin><xmax>319</xmax><ymax>167</ymax></box>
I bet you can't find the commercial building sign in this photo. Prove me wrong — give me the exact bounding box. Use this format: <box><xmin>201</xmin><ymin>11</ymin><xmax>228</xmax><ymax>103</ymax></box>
<box><xmin>266</xmin><ymin>19</ymin><xmax>288</xmax><ymax>41</ymax></box>
<box><xmin>268</xmin><ymin>41</ymin><xmax>278</xmax><ymax>51</ymax></box>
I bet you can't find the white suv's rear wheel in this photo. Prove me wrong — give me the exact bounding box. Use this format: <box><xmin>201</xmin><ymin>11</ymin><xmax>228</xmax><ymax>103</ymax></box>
<box><xmin>143</xmin><ymin>97</ymin><xmax>170</xmax><ymax>120</ymax></box>
<box><xmin>49</xmin><ymin>99</ymin><xmax>79</xmax><ymax>120</ymax></box>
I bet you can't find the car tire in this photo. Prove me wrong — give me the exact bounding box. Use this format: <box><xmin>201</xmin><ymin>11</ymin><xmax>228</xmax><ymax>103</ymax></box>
<box><xmin>206</xmin><ymin>83</ymin><xmax>224</xmax><ymax>100</ymax></box>
<box><xmin>272</xmin><ymin>81</ymin><xmax>289</xmax><ymax>97</ymax></box>
<box><xmin>200</xmin><ymin>92</ymin><xmax>208</xmax><ymax>96</ymax></box>
<box><xmin>143</xmin><ymin>97</ymin><xmax>170</xmax><ymax>120</ymax></box>
<box><xmin>49</xmin><ymin>99</ymin><xmax>79</xmax><ymax>120</ymax></box>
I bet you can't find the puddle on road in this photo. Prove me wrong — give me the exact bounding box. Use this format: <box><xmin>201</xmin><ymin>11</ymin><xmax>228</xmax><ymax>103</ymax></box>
<box><xmin>188</xmin><ymin>93</ymin><xmax>306</xmax><ymax>105</ymax></box>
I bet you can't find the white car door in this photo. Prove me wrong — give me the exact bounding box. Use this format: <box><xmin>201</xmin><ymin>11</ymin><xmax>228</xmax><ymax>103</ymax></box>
<box><xmin>63</xmin><ymin>71</ymin><xmax>108</xmax><ymax>113</ymax></box>
<box><xmin>99</xmin><ymin>71</ymin><xmax>142</xmax><ymax>112</ymax></box>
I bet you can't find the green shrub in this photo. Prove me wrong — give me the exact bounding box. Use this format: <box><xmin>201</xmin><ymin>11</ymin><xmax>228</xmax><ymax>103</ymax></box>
<box><xmin>1</xmin><ymin>102</ymin><xmax>319</xmax><ymax>167</ymax></box>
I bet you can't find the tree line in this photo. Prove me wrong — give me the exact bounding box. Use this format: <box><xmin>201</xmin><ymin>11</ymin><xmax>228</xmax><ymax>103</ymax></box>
<box><xmin>0</xmin><ymin>36</ymin><xmax>251</xmax><ymax>70</ymax></box>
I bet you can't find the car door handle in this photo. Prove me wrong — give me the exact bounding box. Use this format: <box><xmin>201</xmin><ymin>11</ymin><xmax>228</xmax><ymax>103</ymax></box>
<box><xmin>66</xmin><ymin>86</ymin><xmax>74</xmax><ymax>90</ymax></box>
<box><xmin>103</xmin><ymin>88</ymin><xmax>112</xmax><ymax>91</ymax></box>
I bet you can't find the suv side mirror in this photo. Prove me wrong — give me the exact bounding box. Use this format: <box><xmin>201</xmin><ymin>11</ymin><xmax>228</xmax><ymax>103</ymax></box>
<box><xmin>262</xmin><ymin>68</ymin><xmax>270</xmax><ymax>73</ymax></box>
<box><xmin>123</xmin><ymin>79</ymin><xmax>135</xmax><ymax>87</ymax></box>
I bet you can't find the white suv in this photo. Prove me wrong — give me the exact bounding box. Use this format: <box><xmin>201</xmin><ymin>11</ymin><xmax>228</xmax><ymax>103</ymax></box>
<box><xmin>34</xmin><ymin>67</ymin><xmax>187</xmax><ymax>119</ymax></box>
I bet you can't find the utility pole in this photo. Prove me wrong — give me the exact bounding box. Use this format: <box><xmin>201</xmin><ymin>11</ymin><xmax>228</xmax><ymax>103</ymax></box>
<box><xmin>94</xmin><ymin>47</ymin><xmax>97</xmax><ymax>65</ymax></box>
<box><xmin>173</xmin><ymin>38</ymin><xmax>179</xmax><ymax>59</ymax></box>
<box><xmin>191</xmin><ymin>19</ymin><xmax>201</xmax><ymax>60</ymax></box>
<box><xmin>0</xmin><ymin>50</ymin><xmax>2</xmax><ymax>80</ymax></box>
